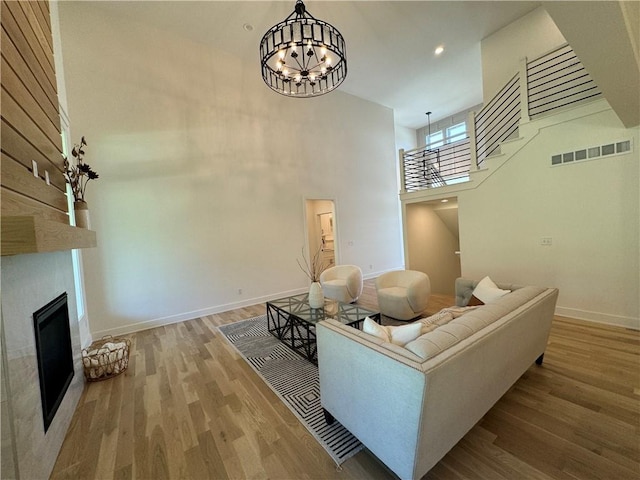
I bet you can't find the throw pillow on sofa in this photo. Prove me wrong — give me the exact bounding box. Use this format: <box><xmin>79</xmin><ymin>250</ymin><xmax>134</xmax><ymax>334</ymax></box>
<box><xmin>471</xmin><ymin>276</ymin><xmax>511</xmax><ymax>305</ymax></box>
<box><xmin>363</xmin><ymin>317</ymin><xmax>422</xmax><ymax>347</ymax></box>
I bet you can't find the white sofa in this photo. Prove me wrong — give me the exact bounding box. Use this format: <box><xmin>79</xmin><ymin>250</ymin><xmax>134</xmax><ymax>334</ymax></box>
<box><xmin>317</xmin><ymin>279</ymin><xmax>558</xmax><ymax>480</ymax></box>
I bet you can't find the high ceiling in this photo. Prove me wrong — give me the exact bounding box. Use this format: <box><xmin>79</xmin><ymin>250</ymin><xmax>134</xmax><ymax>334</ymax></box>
<box><xmin>89</xmin><ymin>1</ymin><xmax>542</xmax><ymax>129</ymax></box>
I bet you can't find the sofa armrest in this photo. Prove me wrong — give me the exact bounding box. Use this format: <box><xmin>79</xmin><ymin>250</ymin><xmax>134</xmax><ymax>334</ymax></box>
<box><xmin>455</xmin><ymin>278</ymin><xmax>477</xmax><ymax>306</ymax></box>
<box><xmin>317</xmin><ymin>320</ymin><xmax>426</xmax><ymax>480</ymax></box>
<box><xmin>455</xmin><ymin>277</ymin><xmax>525</xmax><ymax>306</ymax></box>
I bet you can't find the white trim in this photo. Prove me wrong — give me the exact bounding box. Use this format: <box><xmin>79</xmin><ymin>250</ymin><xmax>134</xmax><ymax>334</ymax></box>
<box><xmin>92</xmin><ymin>288</ymin><xmax>306</xmax><ymax>337</ymax></box>
<box><xmin>78</xmin><ymin>312</ymin><xmax>93</xmax><ymax>348</ymax></box>
<box><xmin>555</xmin><ymin>306</ymin><xmax>639</xmax><ymax>330</ymax></box>
<box><xmin>302</xmin><ymin>197</ymin><xmax>339</xmax><ymax>266</ymax></box>
<box><xmin>92</xmin><ymin>267</ymin><xmax>402</xmax><ymax>338</ymax></box>
<box><xmin>363</xmin><ymin>267</ymin><xmax>404</xmax><ymax>281</ymax></box>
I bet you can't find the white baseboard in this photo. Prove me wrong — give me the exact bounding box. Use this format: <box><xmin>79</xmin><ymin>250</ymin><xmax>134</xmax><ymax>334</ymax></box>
<box><xmin>555</xmin><ymin>306</ymin><xmax>639</xmax><ymax>330</ymax></box>
<box><xmin>92</xmin><ymin>267</ymin><xmax>405</xmax><ymax>339</ymax></box>
<box><xmin>92</xmin><ymin>288</ymin><xmax>640</xmax><ymax>339</ymax></box>
<box><xmin>363</xmin><ymin>267</ymin><xmax>405</xmax><ymax>281</ymax></box>
<box><xmin>91</xmin><ymin>287</ymin><xmax>308</xmax><ymax>338</ymax></box>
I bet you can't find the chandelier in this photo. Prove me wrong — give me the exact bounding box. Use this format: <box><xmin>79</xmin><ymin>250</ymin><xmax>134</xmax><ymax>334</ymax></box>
<box><xmin>259</xmin><ymin>0</ymin><xmax>347</xmax><ymax>97</ymax></box>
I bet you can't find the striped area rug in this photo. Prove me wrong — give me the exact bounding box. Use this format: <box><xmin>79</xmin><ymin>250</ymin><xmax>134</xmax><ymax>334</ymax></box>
<box><xmin>218</xmin><ymin>315</ymin><xmax>364</xmax><ymax>465</ymax></box>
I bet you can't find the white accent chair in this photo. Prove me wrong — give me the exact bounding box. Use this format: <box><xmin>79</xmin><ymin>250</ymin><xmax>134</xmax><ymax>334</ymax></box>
<box><xmin>320</xmin><ymin>265</ymin><xmax>363</xmax><ymax>303</ymax></box>
<box><xmin>375</xmin><ymin>270</ymin><xmax>431</xmax><ymax>320</ymax></box>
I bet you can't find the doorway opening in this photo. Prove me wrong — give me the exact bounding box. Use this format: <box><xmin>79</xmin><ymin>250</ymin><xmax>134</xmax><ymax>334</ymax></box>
<box><xmin>405</xmin><ymin>197</ymin><xmax>461</xmax><ymax>295</ymax></box>
<box><xmin>305</xmin><ymin>199</ymin><xmax>337</xmax><ymax>270</ymax></box>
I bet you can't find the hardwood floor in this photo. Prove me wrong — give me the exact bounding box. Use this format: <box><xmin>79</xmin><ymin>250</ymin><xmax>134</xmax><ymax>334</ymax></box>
<box><xmin>51</xmin><ymin>280</ymin><xmax>640</xmax><ymax>479</ymax></box>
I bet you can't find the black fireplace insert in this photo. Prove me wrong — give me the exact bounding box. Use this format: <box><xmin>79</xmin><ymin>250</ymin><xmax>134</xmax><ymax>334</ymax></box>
<box><xmin>33</xmin><ymin>292</ymin><xmax>75</xmax><ymax>432</ymax></box>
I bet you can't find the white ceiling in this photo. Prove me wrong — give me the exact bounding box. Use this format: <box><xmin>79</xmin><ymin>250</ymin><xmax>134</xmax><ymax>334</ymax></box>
<box><xmin>90</xmin><ymin>1</ymin><xmax>542</xmax><ymax>129</ymax></box>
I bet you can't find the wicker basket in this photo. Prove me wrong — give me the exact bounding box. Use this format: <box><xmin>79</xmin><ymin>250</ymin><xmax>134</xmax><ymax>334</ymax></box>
<box><xmin>82</xmin><ymin>335</ymin><xmax>131</xmax><ymax>382</ymax></box>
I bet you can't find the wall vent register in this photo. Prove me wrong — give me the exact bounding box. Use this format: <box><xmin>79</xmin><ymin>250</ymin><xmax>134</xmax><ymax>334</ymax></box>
<box><xmin>552</xmin><ymin>140</ymin><xmax>631</xmax><ymax>166</ymax></box>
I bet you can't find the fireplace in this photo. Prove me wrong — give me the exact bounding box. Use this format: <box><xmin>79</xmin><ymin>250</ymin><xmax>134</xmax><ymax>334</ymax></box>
<box><xmin>33</xmin><ymin>292</ymin><xmax>75</xmax><ymax>432</ymax></box>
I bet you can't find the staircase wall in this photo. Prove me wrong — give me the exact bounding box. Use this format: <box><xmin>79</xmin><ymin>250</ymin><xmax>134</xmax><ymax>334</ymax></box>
<box><xmin>457</xmin><ymin>106</ymin><xmax>639</xmax><ymax>328</ymax></box>
<box><xmin>544</xmin><ymin>1</ymin><xmax>640</xmax><ymax>127</ymax></box>
<box><xmin>481</xmin><ymin>6</ymin><xmax>566</xmax><ymax>103</ymax></box>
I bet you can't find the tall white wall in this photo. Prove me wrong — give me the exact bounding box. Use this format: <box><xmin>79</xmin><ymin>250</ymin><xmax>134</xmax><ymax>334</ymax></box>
<box><xmin>58</xmin><ymin>3</ymin><xmax>404</xmax><ymax>337</ymax></box>
<box><xmin>395</xmin><ymin>124</ymin><xmax>417</xmax><ymax>153</ymax></box>
<box><xmin>458</xmin><ymin>107</ymin><xmax>639</xmax><ymax>328</ymax></box>
<box><xmin>481</xmin><ymin>7</ymin><xmax>566</xmax><ymax>102</ymax></box>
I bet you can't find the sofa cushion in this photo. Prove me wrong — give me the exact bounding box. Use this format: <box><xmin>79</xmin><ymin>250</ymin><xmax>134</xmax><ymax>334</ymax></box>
<box><xmin>404</xmin><ymin>286</ymin><xmax>545</xmax><ymax>360</ymax></box>
<box><xmin>363</xmin><ymin>317</ymin><xmax>390</xmax><ymax>341</ymax></box>
<box><xmin>472</xmin><ymin>276</ymin><xmax>511</xmax><ymax>304</ymax></box>
<box><xmin>363</xmin><ymin>317</ymin><xmax>422</xmax><ymax>347</ymax></box>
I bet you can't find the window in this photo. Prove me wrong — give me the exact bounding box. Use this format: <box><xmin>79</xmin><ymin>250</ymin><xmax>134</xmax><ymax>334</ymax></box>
<box><xmin>425</xmin><ymin>121</ymin><xmax>467</xmax><ymax>148</ymax></box>
<box><xmin>60</xmin><ymin>121</ymin><xmax>86</xmax><ymax>321</ymax></box>
<box><xmin>426</xmin><ymin>130</ymin><xmax>443</xmax><ymax>149</ymax></box>
<box><xmin>446</xmin><ymin>122</ymin><xmax>467</xmax><ymax>143</ymax></box>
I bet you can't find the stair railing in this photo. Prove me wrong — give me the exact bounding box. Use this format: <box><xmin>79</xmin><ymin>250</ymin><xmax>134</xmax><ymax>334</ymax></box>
<box><xmin>400</xmin><ymin>138</ymin><xmax>471</xmax><ymax>192</ymax></box>
<box><xmin>474</xmin><ymin>74</ymin><xmax>521</xmax><ymax>168</ymax></box>
<box><xmin>400</xmin><ymin>44</ymin><xmax>602</xmax><ymax>193</ymax></box>
<box><xmin>527</xmin><ymin>44</ymin><xmax>601</xmax><ymax>119</ymax></box>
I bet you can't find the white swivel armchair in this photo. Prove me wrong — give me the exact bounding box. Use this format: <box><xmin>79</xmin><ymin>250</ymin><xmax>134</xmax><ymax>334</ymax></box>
<box><xmin>320</xmin><ymin>265</ymin><xmax>363</xmax><ymax>303</ymax></box>
<box><xmin>375</xmin><ymin>270</ymin><xmax>431</xmax><ymax>320</ymax></box>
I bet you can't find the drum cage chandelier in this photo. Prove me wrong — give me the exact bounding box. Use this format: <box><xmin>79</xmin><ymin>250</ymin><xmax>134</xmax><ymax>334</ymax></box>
<box><xmin>259</xmin><ymin>0</ymin><xmax>347</xmax><ymax>97</ymax></box>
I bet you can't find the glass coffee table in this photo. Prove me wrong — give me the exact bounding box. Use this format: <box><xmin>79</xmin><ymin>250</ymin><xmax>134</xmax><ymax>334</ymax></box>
<box><xmin>266</xmin><ymin>293</ymin><xmax>380</xmax><ymax>364</ymax></box>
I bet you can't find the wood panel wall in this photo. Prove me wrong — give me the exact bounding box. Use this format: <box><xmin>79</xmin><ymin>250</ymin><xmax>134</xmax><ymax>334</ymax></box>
<box><xmin>1</xmin><ymin>0</ymin><xmax>69</xmax><ymax>225</ymax></box>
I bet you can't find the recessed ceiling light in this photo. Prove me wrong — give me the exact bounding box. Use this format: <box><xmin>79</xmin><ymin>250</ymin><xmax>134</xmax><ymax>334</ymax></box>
<box><xmin>441</xmin><ymin>199</ymin><xmax>449</xmax><ymax>203</ymax></box>
<box><xmin>243</xmin><ymin>23</ymin><xmax>254</xmax><ymax>32</ymax></box>
<box><xmin>435</xmin><ymin>45</ymin><xmax>444</xmax><ymax>56</ymax></box>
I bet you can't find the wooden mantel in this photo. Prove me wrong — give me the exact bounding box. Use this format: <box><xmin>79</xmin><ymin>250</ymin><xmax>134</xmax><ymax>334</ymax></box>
<box><xmin>1</xmin><ymin>2</ymin><xmax>98</xmax><ymax>257</ymax></box>
<box><xmin>1</xmin><ymin>215</ymin><xmax>97</xmax><ymax>256</ymax></box>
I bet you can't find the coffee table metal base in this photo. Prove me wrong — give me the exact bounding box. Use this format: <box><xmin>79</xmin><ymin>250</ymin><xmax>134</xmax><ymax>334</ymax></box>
<box><xmin>266</xmin><ymin>294</ymin><xmax>380</xmax><ymax>364</ymax></box>
<box><xmin>267</xmin><ymin>304</ymin><xmax>320</xmax><ymax>362</ymax></box>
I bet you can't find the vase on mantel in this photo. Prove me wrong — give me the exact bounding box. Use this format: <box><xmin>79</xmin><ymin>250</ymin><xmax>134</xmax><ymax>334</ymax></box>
<box><xmin>74</xmin><ymin>201</ymin><xmax>91</xmax><ymax>229</ymax></box>
<box><xmin>308</xmin><ymin>281</ymin><xmax>324</xmax><ymax>309</ymax></box>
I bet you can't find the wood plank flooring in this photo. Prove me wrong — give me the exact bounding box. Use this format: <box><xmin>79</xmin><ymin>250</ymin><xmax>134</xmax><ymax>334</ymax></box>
<box><xmin>51</xmin><ymin>280</ymin><xmax>640</xmax><ymax>479</ymax></box>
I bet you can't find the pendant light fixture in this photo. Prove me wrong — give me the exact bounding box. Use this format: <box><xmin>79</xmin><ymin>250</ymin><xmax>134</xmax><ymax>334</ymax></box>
<box><xmin>424</xmin><ymin>112</ymin><xmax>441</xmax><ymax>180</ymax></box>
<box><xmin>259</xmin><ymin>0</ymin><xmax>347</xmax><ymax>97</ymax></box>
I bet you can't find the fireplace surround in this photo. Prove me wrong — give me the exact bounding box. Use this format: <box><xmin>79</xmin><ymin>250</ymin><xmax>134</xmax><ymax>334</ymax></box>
<box><xmin>1</xmin><ymin>251</ymin><xmax>83</xmax><ymax>479</ymax></box>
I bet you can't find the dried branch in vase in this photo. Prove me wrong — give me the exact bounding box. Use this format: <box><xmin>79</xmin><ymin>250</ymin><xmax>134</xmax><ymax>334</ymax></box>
<box><xmin>63</xmin><ymin>136</ymin><xmax>99</xmax><ymax>203</ymax></box>
<box><xmin>297</xmin><ymin>246</ymin><xmax>327</xmax><ymax>283</ymax></box>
